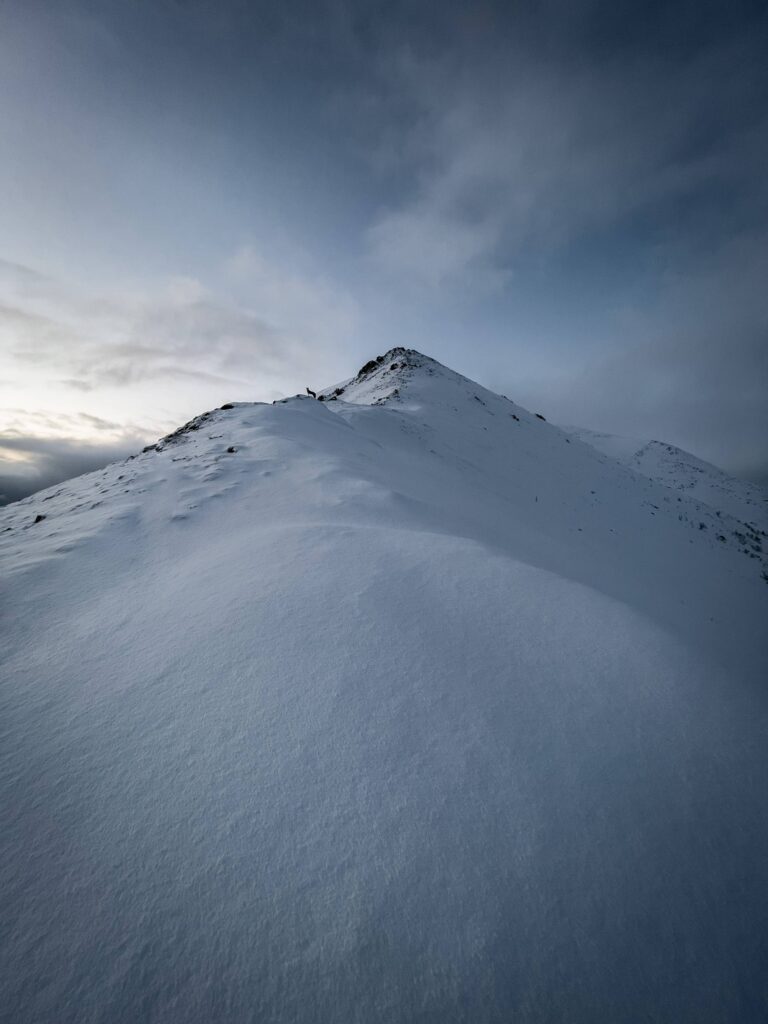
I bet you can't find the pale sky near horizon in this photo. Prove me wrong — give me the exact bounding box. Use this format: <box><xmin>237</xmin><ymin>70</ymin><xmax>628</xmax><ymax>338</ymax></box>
<box><xmin>1</xmin><ymin>0</ymin><xmax>767</xmax><ymax>502</ymax></box>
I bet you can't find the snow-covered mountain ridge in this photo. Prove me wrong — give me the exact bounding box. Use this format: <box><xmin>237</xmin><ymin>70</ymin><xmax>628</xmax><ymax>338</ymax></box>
<box><xmin>567</xmin><ymin>424</ymin><xmax>767</xmax><ymax>528</ymax></box>
<box><xmin>2</xmin><ymin>349</ymin><xmax>767</xmax><ymax>1023</ymax></box>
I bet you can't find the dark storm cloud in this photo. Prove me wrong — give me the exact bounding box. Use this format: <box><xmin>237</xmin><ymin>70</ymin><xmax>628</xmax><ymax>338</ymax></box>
<box><xmin>363</xmin><ymin>2</ymin><xmax>768</xmax><ymax>279</ymax></box>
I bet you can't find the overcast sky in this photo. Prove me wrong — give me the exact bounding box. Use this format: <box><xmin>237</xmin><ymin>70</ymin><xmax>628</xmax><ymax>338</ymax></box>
<box><xmin>1</xmin><ymin>0</ymin><xmax>767</xmax><ymax>502</ymax></box>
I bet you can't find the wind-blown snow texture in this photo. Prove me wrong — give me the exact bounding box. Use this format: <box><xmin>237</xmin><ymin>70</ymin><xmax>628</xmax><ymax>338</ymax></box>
<box><xmin>2</xmin><ymin>349</ymin><xmax>767</xmax><ymax>1023</ymax></box>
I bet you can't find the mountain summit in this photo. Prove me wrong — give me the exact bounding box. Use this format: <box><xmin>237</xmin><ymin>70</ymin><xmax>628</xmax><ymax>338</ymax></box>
<box><xmin>2</xmin><ymin>351</ymin><xmax>767</xmax><ymax>1022</ymax></box>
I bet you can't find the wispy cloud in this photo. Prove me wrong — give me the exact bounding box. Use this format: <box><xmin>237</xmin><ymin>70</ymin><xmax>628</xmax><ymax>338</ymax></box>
<box><xmin>0</xmin><ymin>254</ymin><xmax>356</xmax><ymax>394</ymax></box>
<box><xmin>224</xmin><ymin>244</ymin><xmax>358</xmax><ymax>343</ymax></box>
<box><xmin>1</xmin><ymin>245</ymin><xmax>361</xmax><ymax>403</ymax></box>
<box><xmin>0</xmin><ymin>248</ymin><xmax>359</xmax><ymax>501</ymax></box>
<box><xmin>366</xmin><ymin>26</ymin><xmax>768</xmax><ymax>289</ymax></box>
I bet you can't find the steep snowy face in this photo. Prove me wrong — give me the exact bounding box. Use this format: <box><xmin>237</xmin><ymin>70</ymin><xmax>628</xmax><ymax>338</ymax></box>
<box><xmin>2</xmin><ymin>350</ymin><xmax>768</xmax><ymax>1024</ymax></box>
<box><xmin>320</xmin><ymin>346</ymin><xmax>532</xmax><ymax>418</ymax></box>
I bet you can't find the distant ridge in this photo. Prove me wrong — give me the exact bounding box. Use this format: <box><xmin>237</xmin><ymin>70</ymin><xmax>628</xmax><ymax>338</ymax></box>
<box><xmin>567</xmin><ymin>426</ymin><xmax>767</xmax><ymax>529</ymax></box>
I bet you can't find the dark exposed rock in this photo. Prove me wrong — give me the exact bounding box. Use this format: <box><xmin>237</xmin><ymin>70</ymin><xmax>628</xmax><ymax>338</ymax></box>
<box><xmin>33</xmin><ymin>514</ymin><xmax>46</xmax><ymax>524</ymax></box>
<box><xmin>535</xmin><ymin>413</ymin><xmax>547</xmax><ymax>421</ymax></box>
<box><xmin>221</xmin><ymin>403</ymin><xmax>235</xmax><ymax>410</ymax></box>
<box><xmin>358</xmin><ymin>360</ymin><xmax>379</xmax><ymax>376</ymax></box>
<box><xmin>227</xmin><ymin>447</ymin><xmax>237</xmax><ymax>454</ymax></box>
<box><xmin>158</xmin><ymin>410</ymin><xmax>214</xmax><ymax>448</ymax></box>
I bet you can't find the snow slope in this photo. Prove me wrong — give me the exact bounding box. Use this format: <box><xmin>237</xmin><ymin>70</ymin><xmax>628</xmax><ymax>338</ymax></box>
<box><xmin>567</xmin><ymin>425</ymin><xmax>768</xmax><ymax>529</ymax></box>
<box><xmin>2</xmin><ymin>349</ymin><xmax>767</xmax><ymax>1023</ymax></box>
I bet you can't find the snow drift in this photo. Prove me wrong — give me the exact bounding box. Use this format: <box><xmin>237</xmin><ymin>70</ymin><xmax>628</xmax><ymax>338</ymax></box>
<box><xmin>1</xmin><ymin>349</ymin><xmax>767</xmax><ymax>1023</ymax></box>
